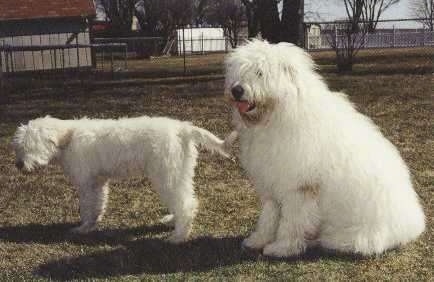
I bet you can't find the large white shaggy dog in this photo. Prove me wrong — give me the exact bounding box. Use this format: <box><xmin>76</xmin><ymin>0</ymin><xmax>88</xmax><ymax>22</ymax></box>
<box><xmin>12</xmin><ymin>115</ymin><xmax>229</xmax><ymax>243</ymax></box>
<box><xmin>224</xmin><ymin>40</ymin><xmax>425</xmax><ymax>257</ymax></box>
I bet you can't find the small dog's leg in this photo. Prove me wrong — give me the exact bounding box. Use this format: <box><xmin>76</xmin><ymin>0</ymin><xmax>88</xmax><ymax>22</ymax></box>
<box><xmin>242</xmin><ymin>198</ymin><xmax>279</xmax><ymax>250</ymax></box>
<box><xmin>167</xmin><ymin>194</ymin><xmax>198</xmax><ymax>244</ymax></box>
<box><xmin>162</xmin><ymin>172</ymin><xmax>198</xmax><ymax>244</ymax></box>
<box><xmin>71</xmin><ymin>178</ymin><xmax>110</xmax><ymax>234</ymax></box>
<box><xmin>263</xmin><ymin>191</ymin><xmax>317</xmax><ymax>257</ymax></box>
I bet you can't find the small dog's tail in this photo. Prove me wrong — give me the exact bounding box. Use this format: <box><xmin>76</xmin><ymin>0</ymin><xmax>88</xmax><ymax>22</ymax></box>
<box><xmin>182</xmin><ymin>125</ymin><xmax>230</xmax><ymax>159</ymax></box>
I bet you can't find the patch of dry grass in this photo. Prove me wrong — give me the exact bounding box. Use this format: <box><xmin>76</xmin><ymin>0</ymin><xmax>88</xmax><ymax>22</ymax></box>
<box><xmin>0</xmin><ymin>49</ymin><xmax>432</xmax><ymax>280</ymax></box>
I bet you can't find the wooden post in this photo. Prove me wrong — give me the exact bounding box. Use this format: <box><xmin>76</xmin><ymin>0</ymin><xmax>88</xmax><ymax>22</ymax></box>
<box><xmin>334</xmin><ymin>25</ymin><xmax>338</xmax><ymax>48</ymax></box>
<box><xmin>392</xmin><ymin>25</ymin><xmax>396</xmax><ymax>47</ymax></box>
<box><xmin>183</xmin><ymin>25</ymin><xmax>186</xmax><ymax>76</ymax></box>
<box><xmin>124</xmin><ymin>43</ymin><xmax>127</xmax><ymax>70</ymax></box>
<box><xmin>0</xmin><ymin>46</ymin><xmax>3</xmax><ymax>92</ymax></box>
<box><xmin>201</xmin><ymin>32</ymin><xmax>204</xmax><ymax>54</ymax></box>
<box><xmin>421</xmin><ymin>28</ymin><xmax>425</xmax><ymax>46</ymax></box>
<box><xmin>190</xmin><ymin>27</ymin><xmax>193</xmax><ymax>54</ymax></box>
<box><xmin>89</xmin><ymin>22</ymin><xmax>97</xmax><ymax>68</ymax></box>
<box><xmin>76</xmin><ymin>34</ymin><xmax>80</xmax><ymax>71</ymax></box>
<box><xmin>110</xmin><ymin>49</ymin><xmax>114</xmax><ymax>75</ymax></box>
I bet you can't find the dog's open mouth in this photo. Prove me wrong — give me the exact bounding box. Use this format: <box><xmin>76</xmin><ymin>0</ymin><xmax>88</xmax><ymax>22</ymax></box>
<box><xmin>233</xmin><ymin>100</ymin><xmax>256</xmax><ymax>114</ymax></box>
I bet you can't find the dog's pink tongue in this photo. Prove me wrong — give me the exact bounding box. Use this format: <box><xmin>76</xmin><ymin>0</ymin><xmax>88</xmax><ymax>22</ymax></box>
<box><xmin>235</xmin><ymin>101</ymin><xmax>250</xmax><ymax>113</ymax></box>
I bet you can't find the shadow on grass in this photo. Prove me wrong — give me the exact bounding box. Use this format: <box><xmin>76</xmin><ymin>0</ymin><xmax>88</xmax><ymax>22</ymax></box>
<box><xmin>35</xmin><ymin>236</ymin><xmax>248</xmax><ymax>279</ymax></box>
<box><xmin>33</xmin><ymin>235</ymin><xmax>364</xmax><ymax>280</ymax></box>
<box><xmin>0</xmin><ymin>222</ymin><xmax>172</xmax><ymax>246</ymax></box>
<box><xmin>0</xmin><ymin>224</ymin><xmax>364</xmax><ymax>279</ymax></box>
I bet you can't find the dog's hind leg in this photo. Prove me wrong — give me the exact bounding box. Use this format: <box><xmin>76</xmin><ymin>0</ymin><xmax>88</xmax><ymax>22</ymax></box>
<box><xmin>166</xmin><ymin>189</ymin><xmax>198</xmax><ymax>244</ymax></box>
<box><xmin>152</xmin><ymin>173</ymin><xmax>198</xmax><ymax>243</ymax></box>
<box><xmin>161</xmin><ymin>143</ymin><xmax>198</xmax><ymax>244</ymax></box>
<box><xmin>71</xmin><ymin>177</ymin><xmax>110</xmax><ymax>234</ymax></box>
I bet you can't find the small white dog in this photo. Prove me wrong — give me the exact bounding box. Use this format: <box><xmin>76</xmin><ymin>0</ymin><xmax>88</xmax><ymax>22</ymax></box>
<box><xmin>224</xmin><ymin>40</ymin><xmax>425</xmax><ymax>257</ymax></box>
<box><xmin>12</xmin><ymin>115</ymin><xmax>229</xmax><ymax>243</ymax></box>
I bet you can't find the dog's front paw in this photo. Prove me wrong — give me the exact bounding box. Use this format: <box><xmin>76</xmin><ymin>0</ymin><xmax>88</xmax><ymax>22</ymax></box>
<box><xmin>159</xmin><ymin>214</ymin><xmax>175</xmax><ymax>227</ymax></box>
<box><xmin>263</xmin><ymin>240</ymin><xmax>306</xmax><ymax>258</ymax></box>
<box><xmin>242</xmin><ymin>232</ymin><xmax>269</xmax><ymax>250</ymax></box>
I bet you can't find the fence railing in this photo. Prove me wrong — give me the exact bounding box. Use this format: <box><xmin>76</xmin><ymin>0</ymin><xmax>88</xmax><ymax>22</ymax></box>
<box><xmin>305</xmin><ymin>17</ymin><xmax>434</xmax><ymax>51</ymax></box>
<box><xmin>0</xmin><ymin>43</ymin><xmax>127</xmax><ymax>73</ymax></box>
<box><xmin>1</xmin><ymin>19</ymin><xmax>432</xmax><ymax>79</ymax></box>
<box><xmin>93</xmin><ymin>37</ymin><xmax>164</xmax><ymax>58</ymax></box>
<box><xmin>307</xmin><ymin>29</ymin><xmax>434</xmax><ymax>50</ymax></box>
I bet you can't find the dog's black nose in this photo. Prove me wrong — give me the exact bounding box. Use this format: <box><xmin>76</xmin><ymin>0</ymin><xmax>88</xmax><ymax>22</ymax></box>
<box><xmin>15</xmin><ymin>161</ymin><xmax>24</xmax><ymax>170</ymax></box>
<box><xmin>231</xmin><ymin>85</ymin><xmax>244</xmax><ymax>100</ymax></box>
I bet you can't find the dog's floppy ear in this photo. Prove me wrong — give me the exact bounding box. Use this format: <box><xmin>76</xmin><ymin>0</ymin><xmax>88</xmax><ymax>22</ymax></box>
<box><xmin>50</xmin><ymin>129</ymin><xmax>73</xmax><ymax>149</ymax></box>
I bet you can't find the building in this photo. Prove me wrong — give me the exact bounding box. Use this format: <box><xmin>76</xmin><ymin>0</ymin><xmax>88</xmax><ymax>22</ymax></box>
<box><xmin>176</xmin><ymin>27</ymin><xmax>228</xmax><ymax>55</ymax></box>
<box><xmin>305</xmin><ymin>24</ymin><xmax>322</xmax><ymax>49</ymax></box>
<box><xmin>0</xmin><ymin>0</ymin><xmax>96</xmax><ymax>72</ymax></box>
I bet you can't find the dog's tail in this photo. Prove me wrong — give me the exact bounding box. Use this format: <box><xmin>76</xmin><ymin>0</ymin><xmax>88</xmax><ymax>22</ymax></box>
<box><xmin>182</xmin><ymin>125</ymin><xmax>231</xmax><ymax>159</ymax></box>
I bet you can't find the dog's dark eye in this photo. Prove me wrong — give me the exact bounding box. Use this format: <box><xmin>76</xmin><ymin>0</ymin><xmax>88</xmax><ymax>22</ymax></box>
<box><xmin>256</xmin><ymin>70</ymin><xmax>263</xmax><ymax>77</ymax></box>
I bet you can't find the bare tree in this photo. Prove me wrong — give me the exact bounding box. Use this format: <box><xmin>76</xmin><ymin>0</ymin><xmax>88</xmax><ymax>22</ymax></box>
<box><xmin>208</xmin><ymin>0</ymin><xmax>246</xmax><ymax>48</ymax></box>
<box><xmin>193</xmin><ymin>0</ymin><xmax>211</xmax><ymax>26</ymax></box>
<box><xmin>343</xmin><ymin>0</ymin><xmax>364</xmax><ymax>32</ymax></box>
<box><xmin>240</xmin><ymin>0</ymin><xmax>304</xmax><ymax>44</ymax></box>
<box><xmin>281</xmin><ymin>0</ymin><xmax>304</xmax><ymax>44</ymax></box>
<box><xmin>327</xmin><ymin>21</ymin><xmax>367</xmax><ymax>72</ymax></box>
<box><xmin>139</xmin><ymin>0</ymin><xmax>193</xmax><ymax>38</ymax></box>
<box><xmin>104</xmin><ymin>0</ymin><xmax>135</xmax><ymax>34</ymax></box>
<box><xmin>326</xmin><ymin>0</ymin><xmax>370</xmax><ymax>72</ymax></box>
<box><xmin>241</xmin><ymin>0</ymin><xmax>260</xmax><ymax>37</ymax></box>
<box><xmin>411</xmin><ymin>0</ymin><xmax>434</xmax><ymax>30</ymax></box>
<box><xmin>362</xmin><ymin>0</ymin><xmax>400</xmax><ymax>32</ymax></box>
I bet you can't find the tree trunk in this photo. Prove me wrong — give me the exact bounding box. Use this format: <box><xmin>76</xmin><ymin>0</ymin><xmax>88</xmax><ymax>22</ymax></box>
<box><xmin>247</xmin><ymin>5</ymin><xmax>260</xmax><ymax>37</ymax></box>
<box><xmin>258</xmin><ymin>0</ymin><xmax>281</xmax><ymax>43</ymax></box>
<box><xmin>281</xmin><ymin>0</ymin><xmax>303</xmax><ymax>45</ymax></box>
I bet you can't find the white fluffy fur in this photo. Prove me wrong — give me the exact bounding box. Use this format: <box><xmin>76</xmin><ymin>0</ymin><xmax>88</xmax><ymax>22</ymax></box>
<box><xmin>224</xmin><ymin>40</ymin><xmax>425</xmax><ymax>257</ymax></box>
<box><xmin>12</xmin><ymin>115</ymin><xmax>229</xmax><ymax>243</ymax></box>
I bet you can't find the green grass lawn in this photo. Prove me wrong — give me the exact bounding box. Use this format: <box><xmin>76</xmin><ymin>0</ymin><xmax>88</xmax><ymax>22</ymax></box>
<box><xmin>0</xmin><ymin>48</ymin><xmax>432</xmax><ymax>280</ymax></box>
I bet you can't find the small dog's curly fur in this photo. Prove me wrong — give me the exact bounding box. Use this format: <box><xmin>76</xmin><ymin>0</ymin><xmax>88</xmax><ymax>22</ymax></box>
<box><xmin>224</xmin><ymin>40</ymin><xmax>425</xmax><ymax>257</ymax></box>
<box><xmin>12</xmin><ymin>115</ymin><xmax>229</xmax><ymax>243</ymax></box>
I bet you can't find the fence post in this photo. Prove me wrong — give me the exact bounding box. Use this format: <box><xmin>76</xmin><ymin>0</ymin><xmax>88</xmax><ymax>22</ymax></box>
<box><xmin>334</xmin><ymin>25</ymin><xmax>338</xmax><ymax>48</ymax></box>
<box><xmin>124</xmin><ymin>43</ymin><xmax>127</xmax><ymax>70</ymax></box>
<box><xmin>89</xmin><ymin>28</ymin><xmax>96</xmax><ymax>68</ymax></box>
<box><xmin>101</xmin><ymin>48</ymin><xmax>104</xmax><ymax>70</ymax></box>
<box><xmin>191</xmin><ymin>27</ymin><xmax>193</xmax><ymax>54</ymax></box>
<box><xmin>392</xmin><ymin>25</ymin><xmax>396</xmax><ymax>47</ymax></box>
<box><xmin>201</xmin><ymin>32</ymin><xmax>204</xmax><ymax>55</ymax></box>
<box><xmin>0</xmin><ymin>44</ymin><xmax>3</xmax><ymax>92</ymax></box>
<box><xmin>421</xmin><ymin>28</ymin><xmax>425</xmax><ymax>46</ymax></box>
<box><xmin>225</xmin><ymin>37</ymin><xmax>228</xmax><ymax>53</ymax></box>
<box><xmin>110</xmin><ymin>49</ymin><xmax>114</xmax><ymax>75</ymax></box>
<box><xmin>183</xmin><ymin>25</ymin><xmax>186</xmax><ymax>76</ymax></box>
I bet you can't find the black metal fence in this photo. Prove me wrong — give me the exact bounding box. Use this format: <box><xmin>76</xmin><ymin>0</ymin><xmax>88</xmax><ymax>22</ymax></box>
<box><xmin>0</xmin><ymin>43</ymin><xmax>127</xmax><ymax>73</ymax></box>
<box><xmin>305</xmin><ymin>22</ymin><xmax>434</xmax><ymax>51</ymax></box>
<box><xmin>0</xmin><ymin>18</ymin><xmax>432</xmax><ymax>88</ymax></box>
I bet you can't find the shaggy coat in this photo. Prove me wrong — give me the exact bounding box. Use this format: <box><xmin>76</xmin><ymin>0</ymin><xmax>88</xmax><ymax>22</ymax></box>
<box><xmin>224</xmin><ymin>40</ymin><xmax>425</xmax><ymax>257</ymax></box>
<box><xmin>12</xmin><ymin>115</ymin><xmax>229</xmax><ymax>243</ymax></box>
